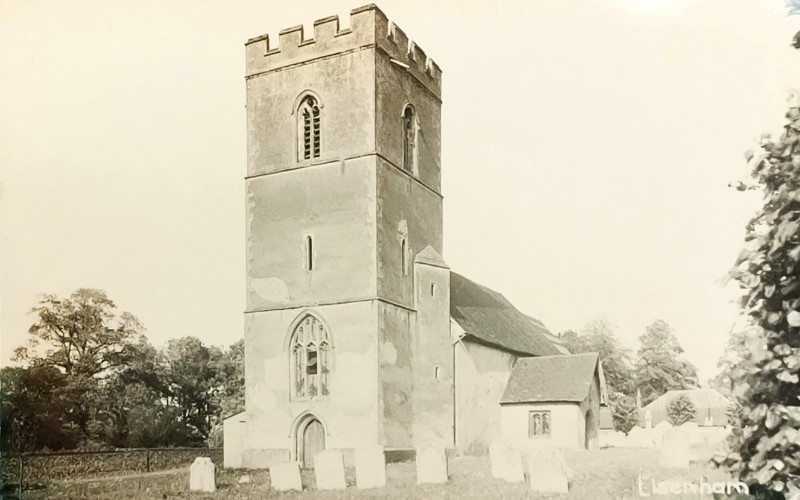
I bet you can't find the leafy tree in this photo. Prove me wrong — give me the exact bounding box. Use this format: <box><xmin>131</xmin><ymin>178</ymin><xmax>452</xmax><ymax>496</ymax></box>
<box><xmin>16</xmin><ymin>289</ymin><xmax>144</xmax><ymax>378</ymax></box>
<box><xmin>561</xmin><ymin>320</ymin><xmax>636</xmax><ymax>432</ymax></box>
<box><xmin>667</xmin><ymin>395</ymin><xmax>697</xmax><ymax>426</ymax></box>
<box><xmin>635</xmin><ymin>319</ymin><xmax>699</xmax><ymax>406</ymax></box>
<box><xmin>716</xmin><ymin>92</ymin><xmax>800</xmax><ymax>496</ymax></box>
<box><xmin>206</xmin><ymin>339</ymin><xmax>245</xmax><ymax>447</ymax></box>
<box><xmin>0</xmin><ymin>365</ymin><xmax>80</xmax><ymax>451</ymax></box>
<box><xmin>159</xmin><ymin>337</ymin><xmax>224</xmax><ymax>445</ymax></box>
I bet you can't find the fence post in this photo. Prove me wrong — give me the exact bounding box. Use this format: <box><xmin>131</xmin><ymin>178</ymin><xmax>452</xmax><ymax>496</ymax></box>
<box><xmin>146</xmin><ymin>449</ymin><xmax>150</xmax><ymax>473</ymax></box>
<box><xmin>18</xmin><ymin>454</ymin><xmax>24</xmax><ymax>494</ymax></box>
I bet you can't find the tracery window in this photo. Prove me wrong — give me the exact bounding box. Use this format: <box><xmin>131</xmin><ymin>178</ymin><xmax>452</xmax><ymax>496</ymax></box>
<box><xmin>297</xmin><ymin>95</ymin><xmax>321</xmax><ymax>161</ymax></box>
<box><xmin>291</xmin><ymin>315</ymin><xmax>330</xmax><ymax>399</ymax></box>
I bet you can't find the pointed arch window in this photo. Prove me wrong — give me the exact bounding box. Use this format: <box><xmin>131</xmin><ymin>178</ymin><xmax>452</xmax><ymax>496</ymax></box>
<box><xmin>290</xmin><ymin>315</ymin><xmax>331</xmax><ymax>400</ymax></box>
<box><xmin>297</xmin><ymin>95</ymin><xmax>321</xmax><ymax>161</ymax></box>
<box><xmin>402</xmin><ymin>105</ymin><xmax>417</xmax><ymax>173</ymax></box>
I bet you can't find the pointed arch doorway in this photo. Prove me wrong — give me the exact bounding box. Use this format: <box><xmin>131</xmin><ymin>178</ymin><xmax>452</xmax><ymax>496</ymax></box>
<box><xmin>296</xmin><ymin>415</ymin><xmax>325</xmax><ymax>468</ymax></box>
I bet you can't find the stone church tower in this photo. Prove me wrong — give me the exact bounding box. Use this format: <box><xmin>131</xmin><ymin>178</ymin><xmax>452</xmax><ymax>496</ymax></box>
<box><xmin>241</xmin><ymin>5</ymin><xmax>451</xmax><ymax>468</ymax></box>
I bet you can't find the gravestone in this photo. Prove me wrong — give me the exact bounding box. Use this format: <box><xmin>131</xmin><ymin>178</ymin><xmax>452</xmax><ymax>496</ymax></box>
<box><xmin>315</xmin><ymin>450</ymin><xmax>346</xmax><ymax>490</ymax></box>
<box><xmin>416</xmin><ymin>444</ymin><xmax>448</xmax><ymax>484</ymax></box>
<box><xmin>652</xmin><ymin>421</ymin><xmax>673</xmax><ymax>448</ymax></box>
<box><xmin>527</xmin><ymin>447</ymin><xmax>568</xmax><ymax>494</ymax></box>
<box><xmin>625</xmin><ymin>426</ymin><xmax>655</xmax><ymax>448</ymax></box>
<box><xmin>645</xmin><ymin>409</ymin><xmax>653</xmax><ymax>429</ymax></box>
<box><xmin>355</xmin><ymin>446</ymin><xmax>386</xmax><ymax>489</ymax></box>
<box><xmin>658</xmin><ymin>427</ymin><xmax>695</xmax><ymax>468</ymax></box>
<box><xmin>189</xmin><ymin>457</ymin><xmax>216</xmax><ymax>493</ymax></box>
<box><xmin>489</xmin><ymin>439</ymin><xmax>524</xmax><ymax>483</ymax></box>
<box><xmin>599</xmin><ymin>430</ymin><xmax>626</xmax><ymax>448</ymax></box>
<box><xmin>269</xmin><ymin>461</ymin><xmax>302</xmax><ymax>492</ymax></box>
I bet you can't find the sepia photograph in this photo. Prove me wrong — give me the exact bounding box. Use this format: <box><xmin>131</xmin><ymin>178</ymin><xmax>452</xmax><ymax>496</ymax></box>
<box><xmin>1</xmin><ymin>0</ymin><xmax>800</xmax><ymax>497</ymax></box>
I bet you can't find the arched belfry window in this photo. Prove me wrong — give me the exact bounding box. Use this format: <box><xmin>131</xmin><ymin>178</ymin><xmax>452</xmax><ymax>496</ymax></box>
<box><xmin>290</xmin><ymin>315</ymin><xmax>330</xmax><ymax>400</ymax></box>
<box><xmin>402</xmin><ymin>105</ymin><xmax>417</xmax><ymax>173</ymax></box>
<box><xmin>297</xmin><ymin>95</ymin><xmax>321</xmax><ymax>161</ymax></box>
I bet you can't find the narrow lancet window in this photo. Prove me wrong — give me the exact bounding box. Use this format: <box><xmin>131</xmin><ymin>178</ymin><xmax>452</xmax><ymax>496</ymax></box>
<box><xmin>403</xmin><ymin>105</ymin><xmax>417</xmax><ymax>173</ymax></box>
<box><xmin>306</xmin><ymin>236</ymin><xmax>313</xmax><ymax>271</ymax></box>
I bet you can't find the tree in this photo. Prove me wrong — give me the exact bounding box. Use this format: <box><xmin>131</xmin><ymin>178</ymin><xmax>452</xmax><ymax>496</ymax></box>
<box><xmin>159</xmin><ymin>337</ymin><xmax>224</xmax><ymax>445</ymax></box>
<box><xmin>635</xmin><ymin>319</ymin><xmax>699</xmax><ymax>406</ymax></box>
<box><xmin>716</xmin><ymin>92</ymin><xmax>800</xmax><ymax>496</ymax></box>
<box><xmin>17</xmin><ymin>289</ymin><xmax>144</xmax><ymax>378</ymax></box>
<box><xmin>0</xmin><ymin>365</ymin><xmax>78</xmax><ymax>452</ymax></box>
<box><xmin>561</xmin><ymin>320</ymin><xmax>637</xmax><ymax>432</ymax></box>
<box><xmin>667</xmin><ymin>395</ymin><xmax>697</xmax><ymax>426</ymax></box>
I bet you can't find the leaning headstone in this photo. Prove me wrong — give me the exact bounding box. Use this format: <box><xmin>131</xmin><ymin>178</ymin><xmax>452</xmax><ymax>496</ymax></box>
<box><xmin>315</xmin><ymin>450</ymin><xmax>346</xmax><ymax>490</ymax></box>
<box><xmin>355</xmin><ymin>446</ymin><xmax>386</xmax><ymax>489</ymax></box>
<box><xmin>189</xmin><ymin>457</ymin><xmax>216</xmax><ymax>493</ymax></box>
<box><xmin>527</xmin><ymin>447</ymin><xmax>568</xmax><ymax>494</ymax></box>
<box><xmin>269</xmin><ymin>461</ymin><xmax>302</xmax><ymax>492</ymax></box>
<box><xmin>489</xmin><ymin>439</ymin><xmax>524</xmax><ymax>483</ymax></box>
<box><xmin>416</xmin><ymin>444</ymin><xmax>448</xmax><ymax>484</ymax></box>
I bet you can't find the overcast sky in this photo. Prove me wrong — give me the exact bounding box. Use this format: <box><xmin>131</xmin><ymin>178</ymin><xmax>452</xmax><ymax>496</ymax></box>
<box><xmin>1</xmin><ymin>0</ymin><xmax>798</xmax><ymax>382</ymax></box>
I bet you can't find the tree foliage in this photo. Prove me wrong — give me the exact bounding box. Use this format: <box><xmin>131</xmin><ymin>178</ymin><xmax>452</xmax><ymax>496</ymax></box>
<box><xmin>716</xmin><ymin>92</ymin><xmax>800</xmax><ymax>497</ymax></box>
<box><xmin>667</xmin><ymin>394</ymin><xmax>697</xmax><ymax>426</ymax></box>
<box><xmin>561</xmin><ymin>320</ymin><xmax>637</xmax><ymax>433</ymax></box>
<box><xmin>2</xmin><ymin>290</ymin><xmax>245</xmax><ymax>451</ymax></box>
<box><xmin>635</xmin><ymin>319</ymin><xmax>699</xmax><ymax>406</ymax></box>
<box><xmin>17</xmin><ymin>289</ymin><xmax>143</xmax><ymax>378</ymax></box>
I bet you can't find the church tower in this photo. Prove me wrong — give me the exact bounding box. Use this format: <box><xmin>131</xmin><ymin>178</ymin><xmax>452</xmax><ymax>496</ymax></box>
<box><xmin>242</xmin><ymin>5</ymin><xmax>452</xmax><ymax>468</ymax></box>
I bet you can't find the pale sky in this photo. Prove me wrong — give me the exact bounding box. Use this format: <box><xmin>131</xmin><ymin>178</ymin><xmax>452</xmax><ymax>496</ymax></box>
<box><xmin>1</xmin><ymin>0</ymin><xmax>798</xmax><ymax>383</ymax></box>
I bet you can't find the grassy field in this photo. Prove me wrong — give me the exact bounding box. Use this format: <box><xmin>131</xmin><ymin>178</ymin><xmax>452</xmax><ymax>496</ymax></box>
<box><xmin>14</xmin><ymin>446</ymin><xmax>739</xmax><ymax>499</ymax></box>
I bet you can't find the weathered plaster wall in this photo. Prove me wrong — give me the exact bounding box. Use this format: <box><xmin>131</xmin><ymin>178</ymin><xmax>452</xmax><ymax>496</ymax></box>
<box><xmin>411</xmin><ymin>261</ymin><xmax>452</xmax><ymax>447</ymax></box>
<box><xmin>374</xmin><ymin>52</ymin><xmax>441</xmax><ymax>192</ymax></box>
<box><xmin>246</xmin><ymin>39</ymin><xmax>375</xmax><ymax>177</ymax></box>
<box><xmin>579</xmin><ymin>371</ymin><xmax>602</xmax><ymax>448</ymax></box>
<box><xmin>378</xmin><ymin>302</ymin><xmax>414</xmax><ymax>449</ymax></box>
<box><xmin>376</xmin><ymin>158</ymin><xmax>443</xmax><ymax>308</ymax></box>
<box><xmin>245</xmin><ymin>156</ymin><xmax>377</xmax><ymax>311</ymax></box>
<box><xmin>243</xmin><ymin>302</ymin><xmax>379</xmax><ymax>468</ymax></box>
<box><xmin>455</xmin><ymin>340</ymin><xmax>516</xmax><ymax>454</ymax></box>
<box><xmin>223</xmin><ymin>413</ymin><xmax>246</xmax><ymax>468</ymax></box>
<box><xmin>500</xmin><ymin>403</ymin><xmax>584</xmax><ymax>450</ymax></box>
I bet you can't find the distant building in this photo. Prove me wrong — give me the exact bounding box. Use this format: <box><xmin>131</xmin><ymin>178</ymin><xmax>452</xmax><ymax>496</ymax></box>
<box><xmin>641</xmin><ymin>389</ymin><xmax>730</xmax><ymax>428</ymax></box>
<box><xmin>227</xmin><ymin>4</ymin><xmax>604</xmax><ymax>469</ymax></box>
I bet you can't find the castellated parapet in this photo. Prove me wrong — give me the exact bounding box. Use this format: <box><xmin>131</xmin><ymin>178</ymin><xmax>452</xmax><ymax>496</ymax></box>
<box><xmin>245</xmin><ymin>4</ymin><xmax>441</xmax><ymax>98</ymax></box>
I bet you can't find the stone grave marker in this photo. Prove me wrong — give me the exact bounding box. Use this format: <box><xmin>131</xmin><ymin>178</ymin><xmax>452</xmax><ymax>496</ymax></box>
<box><xmin>416</xmin><ymin>444</ymin><xmax>448</xmax><ymax>484</ymax></box>
<box><xmin>489</xmin><ymin>439</ymin><xmax>524</xmax><ymax>483</ymax></box>
<box><xmin>189</xmin><ymin>457</ymin><xmax>216</xmax><ymax>493</ymax></box>
<box><xmin>527</xmin><ymin>447</ymin><xmax>568</xmax><ymax>494</ymax></box>
<box><xmin>315</xmin><ymin>450</ymin><xmax>347</xmax><ymax>490</ymax></box>
<box><xmin>355</xmin><ymin>446</ymin><xmax>386</xmax><ymax>489</ymax></box>
<box><xmin>269</xmin><ymin>461</ymin><xmax>302</xmax><ymax>492</ymax></box>
<box><xmin>658</xmin><ymin>427</ymin><xmax>695</xmax><ymax>468</ymax></box>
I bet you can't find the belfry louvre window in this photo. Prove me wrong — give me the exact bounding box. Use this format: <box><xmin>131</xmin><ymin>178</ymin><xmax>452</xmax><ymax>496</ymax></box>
<box><xmin>297</xmin><ymin>96</ymin><xmax>321</xmax><ymax>161</ymax></box>
<box><xmin>290</xmin><ymin>315</ymin><xmax>330</xmax><ymax>399</ymax></box>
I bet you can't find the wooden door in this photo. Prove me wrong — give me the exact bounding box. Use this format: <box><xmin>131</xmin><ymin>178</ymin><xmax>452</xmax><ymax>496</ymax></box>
<box><xmin>301</xmin><ymin>418</ymin><xmax>325</xmax><ymax>468</ymax></box>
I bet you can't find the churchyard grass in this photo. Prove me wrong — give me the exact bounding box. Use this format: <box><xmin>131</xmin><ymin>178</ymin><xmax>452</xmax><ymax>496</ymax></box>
<box><xmin>16</xmin><ymin>446</ymin><xmax>736</xmax><ymax>499</ymax></box>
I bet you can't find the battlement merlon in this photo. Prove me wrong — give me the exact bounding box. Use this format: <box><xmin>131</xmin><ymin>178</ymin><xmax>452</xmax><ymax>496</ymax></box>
<box><xmin>245</xmin><ymin>4</ymin><xmax>442</xmax><ymax>98</ymax></box>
